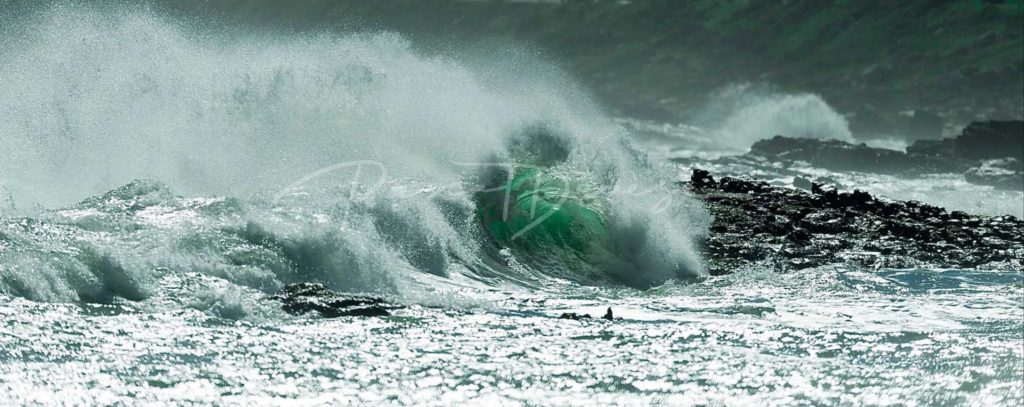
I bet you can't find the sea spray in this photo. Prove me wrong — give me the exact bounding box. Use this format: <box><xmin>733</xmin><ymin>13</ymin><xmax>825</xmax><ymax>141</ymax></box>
<box><xmin>0</xmin><ymin>5</ymin><xmax>709</xmax><ymax>302</ymax></box>
<box><xmin>695</xmin><ymin>83</ymin><xmax>854</xmax><ymax>151</ymax></box>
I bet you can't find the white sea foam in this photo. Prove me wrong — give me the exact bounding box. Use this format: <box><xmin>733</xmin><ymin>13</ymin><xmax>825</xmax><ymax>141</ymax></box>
<box><xmin>0</xmin><ymin>5</ymin><xmax>709</xmax><ymax>302</ymax></box>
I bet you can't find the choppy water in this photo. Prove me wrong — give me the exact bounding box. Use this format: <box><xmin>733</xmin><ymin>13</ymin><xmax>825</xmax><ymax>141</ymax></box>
<box><xmin>2</xmin><ymin>267</ymin><xmax>1021</xmax><ymax>405</ymax></box>
<box><xmin>1</xmin><ymin>4</ymin><xmax>1022</xmax><ymax>406</ymax></box>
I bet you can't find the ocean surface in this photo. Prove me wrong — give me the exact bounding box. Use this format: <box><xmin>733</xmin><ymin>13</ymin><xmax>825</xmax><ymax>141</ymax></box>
<box><xmin>3</xmin><ymin>263</ymin><xmax>1022</xmax><ymax>405</ymax></box>
<box><xmin>1</xmin><ymin>5</ymin><xmax>1022</xmax><ymax>406</ymax></box>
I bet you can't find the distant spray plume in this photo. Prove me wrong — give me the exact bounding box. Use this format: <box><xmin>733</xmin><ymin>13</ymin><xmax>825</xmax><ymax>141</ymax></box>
<box><xmin>695</xmin><ymin>83</ymin><xmax>854</xmax><ymax>151</ymax></box>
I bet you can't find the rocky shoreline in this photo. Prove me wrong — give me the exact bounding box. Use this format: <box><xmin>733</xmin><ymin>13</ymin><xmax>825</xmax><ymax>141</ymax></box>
<box><xmin>270</xmin><ymin>121</ymin><xmax>1023</xmax><ymax>317</ymax></box>
<box><xmin>687</xmin><ymin>169</ymin><xmax>1023</xmax><ymax>275</ymax></box>
<box><xmin>272</xmin><ymin>166</ymin><xmax>1023</xmax><ymax>318</ymax></box>
<box><xmin>742</xmin><ymin>120</ymin><xmax>1023</xmax><ymax>190</ymax></box>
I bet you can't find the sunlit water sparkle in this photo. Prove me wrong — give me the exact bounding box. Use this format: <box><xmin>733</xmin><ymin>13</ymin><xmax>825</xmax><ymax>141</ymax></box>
<box><xmin>1</xmin><ymin>4</ymin><xmax>1022</xmax><ymax>406</ymax></box>
<box><xmin>2</xmin><ymin>267</ymin><xmax>1021</xmax><ymax>405</ymax></box>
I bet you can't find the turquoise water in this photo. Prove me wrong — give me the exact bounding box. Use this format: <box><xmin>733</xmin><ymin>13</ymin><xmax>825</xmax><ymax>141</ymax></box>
<box><xmin>1</xmin><ymin>4</ymin><xmax>1022</xmax><ymax>405</ymax></box>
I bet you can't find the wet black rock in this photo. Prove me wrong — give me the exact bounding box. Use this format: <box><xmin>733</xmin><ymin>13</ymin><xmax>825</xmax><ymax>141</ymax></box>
<box><xmin>685</xmin><ymin>169</ymin><xmax>1024</xmax><ymax>275</ymax></box>
<box><xmin>747</xmin><ymin>120</ymin><xmax>1023</xmax><ymax>190</ymax></box>
<box><xmin>270</xmin><ymin>283</ymin><xmax>397</xmax><ymax>317</ymax></box>
<box><xmin>750</xmin><ymin>135</ymin><xmax>935</xmax><ymax>174</ymax></box>
<box><xmin>908</xmin><ymin>120</ymin><xmax>1024</xmax><ymax>162</ymax></box>
<box><xmin>559</xmin><ymin>307</ymin><xmax>621</xmax><ymax>321</ymax></box>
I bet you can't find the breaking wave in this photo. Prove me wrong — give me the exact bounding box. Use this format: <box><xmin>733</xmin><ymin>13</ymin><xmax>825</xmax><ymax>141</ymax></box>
<box><xmin>0</xmin><ymin>5</ymin><xmax>709</xmax><ymax>304</ymax></box>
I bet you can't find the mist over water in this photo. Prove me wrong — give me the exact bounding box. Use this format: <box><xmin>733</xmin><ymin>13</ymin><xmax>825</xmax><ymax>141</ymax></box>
<box><xmin>2</xmin><ymin>4</ymin><xmax>1021</xmax><ymax>405</ymax></box>
<box><xmin>0</xmin><ymin>6</ymin><xmax>562</xmax><ymax>206</ymax></box>
<box><xmin>0</xmin><ymin>5</ymin><xmax>709</xmax><ymax>301</ymax></box>
<box><xmin>697</xmin><ymin>83</ymin><xmax>854</xmax><ymax>151</ymax></box>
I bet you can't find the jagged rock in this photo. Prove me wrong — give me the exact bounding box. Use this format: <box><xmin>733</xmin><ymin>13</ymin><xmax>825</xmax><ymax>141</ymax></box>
<box><xmin>749</xmin><ymin>135</ymin><xmax>938</xmax><ymax>173</ymax></box>
<box><xmin>270</xmin><ymin>283</ymin><xmax>397</xmax><ymax>317</ymax></box>
<box><xmin>905</xmin><ymin>138</ymin><xmax>954</xmax><ymax>160</ymax></box>
<box><xmin>691</xmin><ymin>168</ymin><xmax>716</xmax><ymax>189</ymax></box>
<box><xmin>685</xmin><ymin>168</ymin><xmax>1024</xmax><ymax>275</ymax></box>
<box><xmin>746</xmin><ymin>120</ymin><xmax>1023</xmax><ymax>190</ymax></box>
<box><xmin>951</xmin><ymin>121</ymin><xmax>1022</xmax><ymax>161</ymax></box>
<box><xmin>559</xmin><ymin>312</ymin><xmax>592</xmax><ymax>320</ymax></box>
<box><xmin>559</xmin><ymin>307</ymin><xmax>620</xmax><ymax>321</ymax></box>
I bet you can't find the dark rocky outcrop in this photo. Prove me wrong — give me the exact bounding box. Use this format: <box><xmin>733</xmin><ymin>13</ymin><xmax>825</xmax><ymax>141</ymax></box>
<box><xmin>559</xmin><ymin>307</ymin><xmax>619</xmax><ymax>321</ymax></box>
<box><xmin>749</xmin><ymin>136</ymin><xmax>943</xmax><ymax>173</ymax></box>
<box><xmin>746</xmin><ymin>120</ymin><xmax>1023</xmax><ymax>190</ymax></box>
<box><xmin>907</xmin><ymin>120</ymin><xmax>1024</xmax><ymax>162</ymax></box>
<box><xmin>686</xmin><ymin>169</ymin><xmax>1023</xmax><ymax>275</ymax></box>
<box><xmin>270</xmin><ymin>283</ymin><xmax>398</xmax><ymax>317</ymax></box>
<box><xmin>559</xmin><ymin>312</ymin><xmax>593</xmax><ymax>320</ymax></box>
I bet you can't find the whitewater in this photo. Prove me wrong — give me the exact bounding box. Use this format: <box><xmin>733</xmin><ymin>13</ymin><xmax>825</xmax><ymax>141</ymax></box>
<box><xmin>1</xmin><ymin>5</ymin><xmax>1021</xmax><ymax>406</ymax></box>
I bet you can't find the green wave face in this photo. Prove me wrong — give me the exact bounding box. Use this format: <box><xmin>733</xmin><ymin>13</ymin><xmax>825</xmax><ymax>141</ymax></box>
<box><xmin>476</xmin><ymin>167</ymin><xmax>611</xmax><ymax>273</ymax></box>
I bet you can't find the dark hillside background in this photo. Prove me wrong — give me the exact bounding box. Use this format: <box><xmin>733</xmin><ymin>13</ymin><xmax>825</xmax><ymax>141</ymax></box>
<box><xmin>9</xmin><ymin>0</ymin><xmax>1022</xmax><ymax>140</ymax></box>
